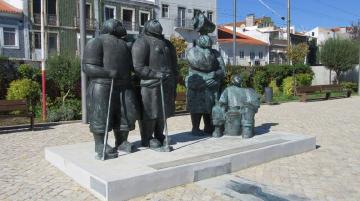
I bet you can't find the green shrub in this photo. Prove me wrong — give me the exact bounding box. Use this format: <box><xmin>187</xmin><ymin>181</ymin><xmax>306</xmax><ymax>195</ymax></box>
<box><xmin>47</xmin><ymin>99</ymin><xmax>81</xmax><ymax>122</ymax></box>
<box><xmin>0</xmin><ymin>59</ymin><xmax>18</xmax><ymax>99</ymax></box>
<box><xmin>178</xmin><ymin>59</ymin><xmax>189</xmax><ymax>84</ymax></box>
<box><xmin>6</xmin><ymin>79</ymin><xmax>40</xmax><ymax>108</ymax></box>
<box><xmin>340</xmin><ymin>82</ymin><xmax>358</xmax><ymax>92</ymax></box>
<box><xmin>253</xmin><ymin>70</ymin><xmax>269</xmax><ymax>94</ymax></box>
<box><xmin>269</xmin><ymin>80</ymin><xmax>280</xmax><ymax>96</ymax></box>
<box><xmin>296</xmin><ymin>73</ymin><xmax>313</xmax><ymax>86</ymax></box>
<box><xmin>46</xmin><ymin>54</ymin><xmax>81</xmax><ymax>104</ymax></box>
<box><xmin>176</xmin><ymin>84</ymin><xmax>186</xmax><ymax>93</ymax></box>
<box><xmin>282</xmin><ymin>76</ymin><xmax>295</xmax><ymax>97</ymax></box>
<box><xmin>18</xmin><ymin>64</ymin><xmax>41</xmax><ymax>80</ymax></box>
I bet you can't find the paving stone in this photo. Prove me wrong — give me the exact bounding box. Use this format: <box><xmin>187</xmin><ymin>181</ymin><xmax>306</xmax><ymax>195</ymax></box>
<box><xmin>0</xmin><ymin>97</ymin><xmax>359</xmax><ymax>200</ymax></box>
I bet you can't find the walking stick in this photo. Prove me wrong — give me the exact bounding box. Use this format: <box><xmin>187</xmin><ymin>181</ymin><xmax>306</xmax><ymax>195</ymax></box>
<box><xmin>160</xmin><ymin>79</ymin><xmax>173</xmax><ymax>152</ymax></box>
<box><xmin>102</xmin><ymin>79</ymin><xmax>114</xmax><ymax>160</ymax></box>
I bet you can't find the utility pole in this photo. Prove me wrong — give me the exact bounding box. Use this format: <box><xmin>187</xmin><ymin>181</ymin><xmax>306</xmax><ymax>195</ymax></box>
<box><xmin>40</xmin><ymin>0</ymin><xmax>46</xmax><ymax>121</ymax></box>
<box><xmin>287</xmin><ymin>0</ymin><xmax>291</xmax><ymax>65</ymax></box>
<box><xmin>233</xmin><ymin>0</ymin><xmax>237</xmax><ymax>67</ymax></box>
<box><xmin>358</xmin><ymin>39</ymin><xmax>360</xmax><ymax>95</ymax></box>
<box><xmin>80</xmin><ymin>0</ymin><xmax>87</xmax><ymax>123</ymax></box>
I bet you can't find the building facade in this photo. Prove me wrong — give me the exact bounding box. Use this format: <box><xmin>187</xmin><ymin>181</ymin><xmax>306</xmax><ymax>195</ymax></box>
<box><xmin>26</xmin><ymin>0</ymin><xmax>156</xmax><ymax>60</ymax></box>
<box><xmin>218</xmin><ymin>26</ymin><xmax>269</xmax><ymax>66</ymax></box>
<box><xmin>221</xmin><ymin>14</ymin><xmax>309</xmax><ymax>65</ymax></box>
<box><xmin>156</xmin><ymin>0</ymin><xmax>217</xmax><ymax>47</ymax></box>
<box><xmin>0</xmin><ymin>0</ymin><xmax>29</xmax><ymax>59</ymax></box>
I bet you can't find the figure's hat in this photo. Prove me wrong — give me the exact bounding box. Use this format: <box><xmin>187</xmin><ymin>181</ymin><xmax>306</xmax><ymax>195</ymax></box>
<box><xmin>193</xmin><ymin>12</ymin><xmax>215</xmax><ymax>35</ymax></box>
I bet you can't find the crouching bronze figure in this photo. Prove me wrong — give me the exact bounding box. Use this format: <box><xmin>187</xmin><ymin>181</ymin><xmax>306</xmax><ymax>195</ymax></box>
<box><xmin>212</xmin><ymin>75</ymin><xmax>261</xmax><ymax>138</ymax></box>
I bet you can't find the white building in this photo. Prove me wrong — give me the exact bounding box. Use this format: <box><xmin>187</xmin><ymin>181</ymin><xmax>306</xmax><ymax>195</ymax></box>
<box><xmin>305</xmin><ymin>26</ymin><xmax>352</xmax><ymax>46</ymax></box>
<box><xmin>217</xmin><ymin>26</ymin><xmax>269</xmax><ymax>66</ymax></box>
<box><xmin>156</xmin><ymin>0</ymin><xmax>217</xmax><ymax>47</ymax></box>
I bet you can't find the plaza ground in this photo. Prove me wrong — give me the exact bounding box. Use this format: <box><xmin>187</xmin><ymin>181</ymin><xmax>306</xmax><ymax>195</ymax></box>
<box><xmin>0</xmin><ymin>97</ymin><xmax>360</xmax><ymax>201</ymax></box>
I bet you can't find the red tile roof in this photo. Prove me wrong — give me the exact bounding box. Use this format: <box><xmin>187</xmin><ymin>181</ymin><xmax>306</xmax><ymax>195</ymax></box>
<box><xmin>217</xmin><ymin>26</ymin><xmax>268</xmax><ymax>46</ymax></box>
<box><xmin>0</xmin><ymin>0</ymin><xmax>22</xmax><ymax>14</ymax></box>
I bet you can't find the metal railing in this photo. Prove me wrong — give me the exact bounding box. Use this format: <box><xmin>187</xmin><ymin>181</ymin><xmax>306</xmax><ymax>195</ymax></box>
<box><xmin>47</xmin><ymin>14</ymin><xmax>57</xmax><ymax>26</ymax></box>
<box><xmin>174</xmin><ymin>18</ymin><xmax>194</xmax><ymax>30</ymax></box>
<box><xmin>122</xmin><ymin>21</ymin><xmax>140</xmax><ymax>32</ymax></box>
<box><xmin>74</xmin><ymin>17</ymin><xmax>97</xmax><ymax>30</ymax></box>
<box><xmin>33</xmin><ymin>13</ymin><xmax>58</xmax><ymax>26</ymax></box>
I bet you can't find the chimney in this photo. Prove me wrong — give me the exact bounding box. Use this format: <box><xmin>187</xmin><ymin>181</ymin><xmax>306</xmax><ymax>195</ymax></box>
<box><xmin>246</xmin><ymin>14</ymin><xmax>255</xmax><ymax>27</ymax></box>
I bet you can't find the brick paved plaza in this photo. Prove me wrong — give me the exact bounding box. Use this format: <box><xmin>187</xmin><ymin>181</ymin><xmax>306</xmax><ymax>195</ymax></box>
<box><xmin>1</xmin><ymin>97</ymin><xmax>359</xmax><ymax>201</ymax></box>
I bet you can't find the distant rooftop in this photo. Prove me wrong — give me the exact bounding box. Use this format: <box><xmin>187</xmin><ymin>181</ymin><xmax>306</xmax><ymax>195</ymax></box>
<box><xmin>0</xmin><ymin>0</ymin><xmax>22</xmax><ymax>14</ymax></box>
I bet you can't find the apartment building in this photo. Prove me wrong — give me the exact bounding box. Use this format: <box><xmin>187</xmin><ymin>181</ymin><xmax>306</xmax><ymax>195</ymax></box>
<box><xmin>157</xmin><ymin>0</ymin><xmax>217</xmax><ymax>47</ymax></box>
<box><xmin>26</xmin><ymin>0</ymin><xmax>156</xmax><ymax>60</ymax></box>
<box><xmin>0</xmin><ymin>0</ymin><xmax>29</xmax><ymax>59</ymax></box>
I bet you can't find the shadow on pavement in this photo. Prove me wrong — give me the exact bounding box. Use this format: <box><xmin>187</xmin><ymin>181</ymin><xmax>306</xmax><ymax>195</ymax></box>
<box><xmin>255</xmin><ymin>123</ymin><xmax>279</xmax><ymax>135</ymax></box>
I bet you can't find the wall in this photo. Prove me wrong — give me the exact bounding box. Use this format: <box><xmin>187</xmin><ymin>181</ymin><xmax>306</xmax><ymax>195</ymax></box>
<box><xmin>311</xmin><ymin>65</ymin><xmax>359</xmax><ymax>85</ymax></box>
<box><xmin>219</xmin><ymin>42</ymin><xmax>269</xmax><ymax>66</ymax></box>
<box><xmin>0</xmin><ymin>16</ymin><xmax>25</xmax><ymax>59</ymax></box>
<box><xmin>157</xmin><ymin>0</ymin><xmax>217</xmax><ymax>43</ymax></box>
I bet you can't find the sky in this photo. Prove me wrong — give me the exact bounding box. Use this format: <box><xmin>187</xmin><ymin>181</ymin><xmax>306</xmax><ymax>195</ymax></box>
<box><xmin>217</xmin><ymin>0</ymin><xmax>360</xmax><ymax>31</ymax></box>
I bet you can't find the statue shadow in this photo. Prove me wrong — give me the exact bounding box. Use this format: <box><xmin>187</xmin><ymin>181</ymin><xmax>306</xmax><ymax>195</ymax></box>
<box><xmin>169</xmin><ymin>132</ymin><xmax>212</xmax><ymax>150</ymax></box>
<box><xmin>254</xmin><ymin>123</ymin><xmax>279</xmax><ymax>136</ymax></box>
<box><xmin>0</xmin><ymin>125</ymin><xmax>55</xmax><ymax>135</ymax></box>
<box><xmin>131</xmin><ymin>131</ymin><xmax>211</xmax><ymax>151</ymax></box>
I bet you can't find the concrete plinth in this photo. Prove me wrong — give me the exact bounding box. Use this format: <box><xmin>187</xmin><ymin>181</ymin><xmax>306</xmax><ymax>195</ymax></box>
<box><xmin>45</xmin><ymin>131</ymin><xmax>316</xmax><ymax>201</ymax></box>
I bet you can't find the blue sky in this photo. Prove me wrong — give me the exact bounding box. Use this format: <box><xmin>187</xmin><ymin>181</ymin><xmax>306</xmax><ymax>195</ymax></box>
<box><xmin>217</xmin><ymin>0</ymin><xmax>360</xmax><ymax>31</ymax></box>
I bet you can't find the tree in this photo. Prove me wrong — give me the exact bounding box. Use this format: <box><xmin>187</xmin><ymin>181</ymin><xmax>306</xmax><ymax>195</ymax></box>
<box><xmin>170</xmin><ymin>36</ymin><xmax>187</xmax><ymax>58</ymax></box>
<box><xmin>46</xmin><ymin>55</ymin><xmax>81</xmax><ymax>105</ymax></box>
<box><xmin>288</xmin><ymin>43</ymin><xmax>309</xmax><ymax>65</ymax></box>
<box><xmin>320</xmin><ymin>38</ymin><xmax>359</xmax><ymax>83</ymax></box>
<box><xmin>350</xmin><ymin>20</ymin><xmax>360</xmax><ymax>41</ymax></box>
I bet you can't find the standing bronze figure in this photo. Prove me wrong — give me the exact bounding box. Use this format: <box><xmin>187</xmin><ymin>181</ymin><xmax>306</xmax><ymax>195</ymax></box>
<box><xmin>186</xmin><ymin>12</ymin><xmax>226</xmax><ymax>135</ymax></box>
<box><xmin>132</xmin><ymin>19</ymin><xmax>178</xmax><ymax>149</ymax></box>
<box><xmin>83</xmin><ymin>19</ymin><xmax>140</xmax><ymax>160</ymax></box>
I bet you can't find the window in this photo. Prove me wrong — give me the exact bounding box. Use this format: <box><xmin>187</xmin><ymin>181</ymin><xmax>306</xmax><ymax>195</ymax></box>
<box><xmin>239</xmin><ymin>51</ymin><xmax>244</xmax><ymax>59</ymax></box>
<box><xmin>122</xmin><ymin>8</ymin><xmax>134</xmax><ymax>30</ymax></box>
<box><xmin>178</xmin><ymin>7</ymin><xmax>186</xmax><ymax>27</ymax></box>
<box><xmin>1</xmin><ymin>27</ymin><xmax>18</xmax><ymax>48</ymax></box>
<box><xmin>207</xmin><ymin>11</ymin><xmax>213</xmax><ymax>22</ymax></box>
<box><xmin>250</xmin><ymin>52</ymin><xmax>255</xmax><ymax>60</ymax></box>
<box><xmin>140</xmin><ymin>11</ymin><xmax>150</xmax><ymax>26</ymax></box>
<box><xmin>194</xmin><ymin>9</ymin><xmax>201</xmax><ymax>18</ymax></box>
<box><xmin>104</xmin><ymin>5</ymin><xmax>116</xmax><ymax>20</ymax></box>
<box><xmin>86</xmin><ymin>4</ymin><xmax>91</xmax><ymax>19</ymax></box>
<box><xmin>259</xmin><ymin>52</ymin><xmax>263</xmax><ymax>59</ymax></box>
<box><xmin>48</xmin><ymin>33</ymin><xmax>58</xmax><ymax>56</ymax></box>
<box><xmin>34</xmin><ymin>32</ymin><xmax>41</xmax><ymax>49</ymax></box>
<box><xmin>162</xmin><ymin>4</ymin><xmax>169</xmax><ymax>18</ymax></box>
<box><xmin>312</xmin><ymin>32</ymin><xmax>315</xmax><ymax>36</ymax></box>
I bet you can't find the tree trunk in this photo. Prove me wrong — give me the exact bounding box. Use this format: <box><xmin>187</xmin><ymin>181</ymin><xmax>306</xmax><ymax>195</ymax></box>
<box><xmin>335</xmin><ymin>70</ymin><xmax>341</xmax><ymax>84</ymax></box>
<box><xmin>62</xmin><ymin>89</ymin><xmax>71</xmax><ymax>106</ymax></box>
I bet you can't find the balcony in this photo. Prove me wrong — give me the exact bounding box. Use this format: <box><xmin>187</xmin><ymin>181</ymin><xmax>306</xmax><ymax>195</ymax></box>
<box><xmin>270</xmin><ymin>39</ymin><xmax>288</xmax><ymax>47</ymax></box>
<box><xmin>33</xmin><ymin>13</ymin><xmax>58</xmax><ymax>26</ymax></box>
<box><xmin>174</xmin><ymin>18</ymin><xmax>194</xmax><ymax>30</ymax></box>
<box><xmin>122</xmin><ymin>21</ymin><xmax>141</xmax><ymax>32</ymax></box>
<box><xmin>33</xmin><ymin>13</ymin><xmax>41</xmax><ymax>24</ymax></box>
<box><xmin>47</xmin><ymin>14</ymin><xmax>57</xmax><ymax>26</ymax></box>
<box><xmin>74</xmin><ymin>17</ymin><xmax>97</xmax><ymax>30</ymax></box>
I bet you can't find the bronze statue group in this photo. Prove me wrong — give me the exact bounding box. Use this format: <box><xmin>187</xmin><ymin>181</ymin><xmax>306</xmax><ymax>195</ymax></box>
<box><xmin>83</xmin><ymin>13</ymin><xmax>260</xmax><ymax>160</ymax></box>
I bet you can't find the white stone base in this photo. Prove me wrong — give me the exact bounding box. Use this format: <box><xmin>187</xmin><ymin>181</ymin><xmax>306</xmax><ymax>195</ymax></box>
<box><xmin>45</xmin><ymin>131</ymin><xmax>316</xmax><ymax>201</ymax></box>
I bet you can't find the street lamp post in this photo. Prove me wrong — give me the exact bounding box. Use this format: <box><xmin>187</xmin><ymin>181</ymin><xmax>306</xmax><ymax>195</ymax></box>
<box><xmin>40</xmin><ymin>0</ymin><xmax>46</xmax><ymax>121</ymax></box>
<box><xmin>80</xmin><ymin>0</ymin><xmax>87</xmax><ymax>123</ymax></box>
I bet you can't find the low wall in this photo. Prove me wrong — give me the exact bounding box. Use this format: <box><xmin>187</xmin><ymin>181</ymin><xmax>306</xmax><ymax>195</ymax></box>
<box><xmin>311</xmin><ymin>65</ymin><xmax>359</xmax><ymax>85</ymax></box>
